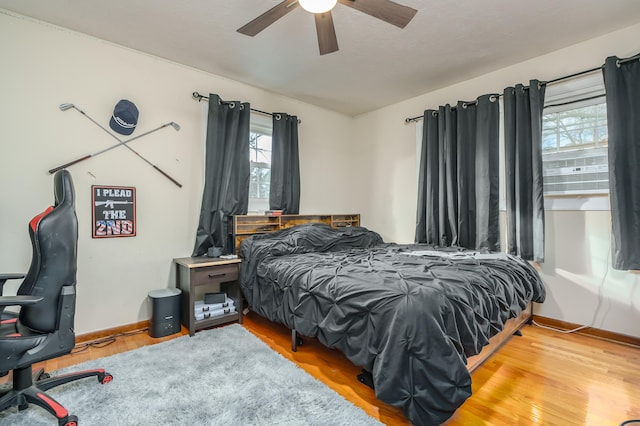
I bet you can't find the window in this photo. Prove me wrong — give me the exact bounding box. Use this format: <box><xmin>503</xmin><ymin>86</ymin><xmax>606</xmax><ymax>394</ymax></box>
<box><xmin>248</xmin><ymin>114</ymin><xmax>272</xmax><ymax>213</ymax></box>
<box><xmin>542</xmin><ymin>73</ymin><xmax>608</xmax><ymax>196</ymax></box>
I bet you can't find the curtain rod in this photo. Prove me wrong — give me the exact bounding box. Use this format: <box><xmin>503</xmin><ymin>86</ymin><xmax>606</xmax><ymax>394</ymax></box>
<box><xmin>404</xmin><ymin>95</ymin><xmax>501</xmax><ymax>124</ymax></box>
<box><xmin>192</xmin><ymin>92</ymin><xmax>301</xmax><ymax>124</ymax></box>
<box><xmin>404</xmin><ymin>52</ymin><xmax>640</xmax><ymax>124</ymax></box>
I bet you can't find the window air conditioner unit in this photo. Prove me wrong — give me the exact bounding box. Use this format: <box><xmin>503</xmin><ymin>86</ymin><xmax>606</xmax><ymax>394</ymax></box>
<box><xmin>543</xmin><ymin>147</ymin><xmax>608</xmax><ymax>195</ymax></box>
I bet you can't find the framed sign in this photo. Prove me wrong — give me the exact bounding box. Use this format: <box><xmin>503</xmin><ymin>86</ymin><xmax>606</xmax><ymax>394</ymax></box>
<box><xmin>92</xmin><ymin>185</ymin><xmax>136</xmax><ymax>238</ymax></box>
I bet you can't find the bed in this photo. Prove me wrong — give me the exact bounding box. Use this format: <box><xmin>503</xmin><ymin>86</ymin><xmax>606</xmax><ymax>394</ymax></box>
<box><xmin>237</xmin><ymin>221</ymin><xmax>546</xmax><ymax>425</ymax></box>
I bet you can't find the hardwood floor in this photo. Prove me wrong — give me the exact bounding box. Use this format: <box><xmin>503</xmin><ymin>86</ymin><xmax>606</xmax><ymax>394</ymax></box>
<box><xmin>8</xmin><ymin>312</ymin><xmax>640</xmax><ymax>425</ymax></box>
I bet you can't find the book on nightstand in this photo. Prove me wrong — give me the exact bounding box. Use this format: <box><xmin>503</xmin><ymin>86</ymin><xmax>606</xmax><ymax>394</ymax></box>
<box><xmin>204</xmin><ymin>292</ymin><xmax>226</xmax><ymax>304</ymax></box>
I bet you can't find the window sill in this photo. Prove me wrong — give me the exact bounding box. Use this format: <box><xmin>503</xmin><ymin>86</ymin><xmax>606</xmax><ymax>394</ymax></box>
<box><xmin>543</xmin><ymin>194</ymin><xmax>609</xmax><ymax>211</ymax></box>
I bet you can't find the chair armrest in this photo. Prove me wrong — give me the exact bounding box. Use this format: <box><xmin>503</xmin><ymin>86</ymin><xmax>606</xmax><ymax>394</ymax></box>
<box><xmin>0</xmin><ymin>295</ymin><xmax>43</xmax><ymax>307</ymax></box>
<box><xmin>0</xmin><ymin>273</ymin><xmax>25</xmax><ymax>282</ymax></box>
<box><xmin>0</xmin><ymin>273</ymin><xmax>25</xmax><ymax>294</ymax></box>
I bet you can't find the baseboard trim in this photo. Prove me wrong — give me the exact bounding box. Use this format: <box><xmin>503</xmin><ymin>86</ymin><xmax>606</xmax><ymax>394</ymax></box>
<box><xmin>533</xmin><ymin>315</ymin><xmax>640</xmax><ymax>348</ymax></box>
<box><xmin>77</xmin><ymin>316</ymin><xmax>640</xmax><ymax>349</ymax></box>
<box><xmin>75</xmin><ymin>320</ymin><xmax>150</xmax><ymax>344</ymax></box>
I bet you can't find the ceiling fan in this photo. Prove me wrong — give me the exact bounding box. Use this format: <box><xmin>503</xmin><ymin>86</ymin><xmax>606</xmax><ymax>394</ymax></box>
<box><xmin>237</xmin><ymin>0</ymin><xmax>418</xmax><ymax>55</ymax></box>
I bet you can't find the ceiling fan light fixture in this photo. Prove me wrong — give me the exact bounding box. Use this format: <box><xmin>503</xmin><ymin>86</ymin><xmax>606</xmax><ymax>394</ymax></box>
<box><xmin>298</xmin><ymin>0</ymin><xmax>337</xmax><ymax>14</ymax></box>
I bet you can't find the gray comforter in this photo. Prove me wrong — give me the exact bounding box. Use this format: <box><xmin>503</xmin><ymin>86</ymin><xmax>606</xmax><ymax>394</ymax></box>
<box><xmin>239</xmin><ymin>224</ymin><xmax>546</xmax><ymax>425</ymax></box>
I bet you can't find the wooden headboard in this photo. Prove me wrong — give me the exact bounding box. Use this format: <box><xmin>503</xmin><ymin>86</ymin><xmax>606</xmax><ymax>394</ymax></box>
<box><xmin>228</xmin><ymin>214</ymin><xmax>360</xmax><ymax>254</ymax></box>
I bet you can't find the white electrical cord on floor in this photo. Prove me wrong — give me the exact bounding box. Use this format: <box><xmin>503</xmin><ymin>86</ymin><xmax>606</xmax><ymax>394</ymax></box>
<box><xmin>531</xmin><ymin>318</ymin><xmax>591</xmax><ymax>334</ymax></box>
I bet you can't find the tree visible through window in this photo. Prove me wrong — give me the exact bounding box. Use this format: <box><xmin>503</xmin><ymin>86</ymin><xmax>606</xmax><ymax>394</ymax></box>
<box><xmin>249</xmin><ymin>129</ymin><xmax>272</xmax><ymax>212</ymax></box>
<box><xmin>543</xmin><ymin>103</ymin><xmax>608</xmax><ymax>152</ymax></box>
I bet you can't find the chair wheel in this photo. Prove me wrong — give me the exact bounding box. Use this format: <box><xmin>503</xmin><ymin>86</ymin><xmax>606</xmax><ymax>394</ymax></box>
<box><xmin>98</xmin><ymin>372</ymin><xmax>113</xmax><ymax>384</ymax></box>
<box><xmin>60</xmin><ymin>414</ymin><xmax>78</xmax><ymax>426</ymax></box>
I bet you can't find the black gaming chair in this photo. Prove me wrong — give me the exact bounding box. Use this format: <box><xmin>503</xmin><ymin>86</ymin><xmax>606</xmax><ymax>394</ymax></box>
<box><xmin>0</xmin><ymin>170</ymin><xmax>112</xmax><ymax>426</ymax></box>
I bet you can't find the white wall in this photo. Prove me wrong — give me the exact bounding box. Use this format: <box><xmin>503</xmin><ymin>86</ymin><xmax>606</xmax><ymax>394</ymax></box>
<box><xmin>0</xmin><ymin>10</ymin><xmax>356</xmax><ymax>334</ymax></box>
<box><xmin>352</xmin><ymin>23</ymin><xmax>640</xmax><ymax>338</ymax></box>
<box><xmin>2</xmin><ymin>9</ymin><xmax>639</xmax><ymax>340</ymax></box>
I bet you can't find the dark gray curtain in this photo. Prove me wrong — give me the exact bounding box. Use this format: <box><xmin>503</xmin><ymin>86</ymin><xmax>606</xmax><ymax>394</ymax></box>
<box><xmin>192</xmin><ymin>94</ymin><xmax>250</xmax><ymax>256</ymax></box>
<box><xmin>503</xmin><ymin>80</ymin><xmax>546</xmax><ymax>262</ymax></box>
<box><xmin>269</xmin><ymin>113</ymin><xmax>300</xmax><ymax>214</ymax></box>
<box><xmin>603</xmin><ymin>55</ymin><xmax>640</xmax><ymax>270</ymax></box>
<box><xmin>415</xmin><ymin>94</ymin><xmax>500</xmax><ymax>250</ymax></box>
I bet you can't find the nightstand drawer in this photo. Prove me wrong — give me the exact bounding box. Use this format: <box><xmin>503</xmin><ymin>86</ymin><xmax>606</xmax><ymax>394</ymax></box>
<box><xmin>191</xmin><ymin>264</ymin><xmax>238</xmax><ymax>285</ymax></box>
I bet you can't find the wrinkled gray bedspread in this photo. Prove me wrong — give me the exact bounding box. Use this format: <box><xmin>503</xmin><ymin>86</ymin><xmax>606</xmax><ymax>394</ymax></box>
<box><xmin>239</xmin><ymin>224</ymin><xmax>546</xmax><ymax>425</ymax></box>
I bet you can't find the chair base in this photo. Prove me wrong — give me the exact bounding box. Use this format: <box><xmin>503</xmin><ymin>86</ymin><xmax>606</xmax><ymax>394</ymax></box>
<box><xmin>0</xmin><ymin>365</ymin><xmax>112</xmax><ymax>426</ymax></box>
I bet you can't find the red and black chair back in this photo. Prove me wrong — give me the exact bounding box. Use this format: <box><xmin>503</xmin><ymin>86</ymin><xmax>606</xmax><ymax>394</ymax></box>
<box><xmin>0</xmin><ymin>170</ymin><xmax>112</xmax><ymax>426</ymax></box>
<box><xmin>18</xmin><ymin>169</ymin><xmax>78</xmax><ymax>334</ymax></box>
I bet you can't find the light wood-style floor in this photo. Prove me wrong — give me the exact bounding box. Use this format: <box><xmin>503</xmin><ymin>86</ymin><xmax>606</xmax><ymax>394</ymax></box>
<box><xmin>9</xmin><ymin>312</ymin><xmax>640</xmax><ymax>425</ymax></box>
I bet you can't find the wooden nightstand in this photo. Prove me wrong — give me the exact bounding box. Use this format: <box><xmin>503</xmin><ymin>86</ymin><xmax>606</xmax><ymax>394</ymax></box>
<box><xmin>173</xmin><ymin>257</ymin><xmax>242</xmax><ymax>336</ymax></box>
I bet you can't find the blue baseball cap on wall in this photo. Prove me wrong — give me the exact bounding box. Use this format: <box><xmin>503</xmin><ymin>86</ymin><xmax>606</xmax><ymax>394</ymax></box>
<box><xmin>109</xmin><ymin>99</ymin><xmax>139</xmax><ymax>135</ymax></box>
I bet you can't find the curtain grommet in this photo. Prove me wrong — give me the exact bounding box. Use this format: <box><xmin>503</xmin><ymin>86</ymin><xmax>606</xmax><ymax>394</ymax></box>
<box><xmin>275</xmin><ymin>114</ymin><xmax>282</xmax><ymax>120</ymax></box>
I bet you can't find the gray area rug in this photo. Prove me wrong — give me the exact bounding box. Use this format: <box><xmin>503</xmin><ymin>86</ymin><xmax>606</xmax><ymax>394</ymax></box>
<box><xmin>0</xmin><ymin>324</ymin><xmax>382</xmax><ymax>425</ymax></box>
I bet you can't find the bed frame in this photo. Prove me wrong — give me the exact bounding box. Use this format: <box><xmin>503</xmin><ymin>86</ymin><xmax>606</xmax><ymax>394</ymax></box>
<box><xmin>466</xmin><ymin>303</ymin><xmax>532</xmax><ymax>372</ymax></box>
<box><xmin>232</xmin><ymin>213</ymin><xmax>532</xmax><ymax>373</ymax></box>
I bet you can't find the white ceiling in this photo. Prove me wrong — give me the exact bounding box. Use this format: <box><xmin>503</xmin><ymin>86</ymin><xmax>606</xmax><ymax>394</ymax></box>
<box><xmin>2</xmin><ymin>0</ymin><xmax>640</xmax><ymax>116</ymax></box>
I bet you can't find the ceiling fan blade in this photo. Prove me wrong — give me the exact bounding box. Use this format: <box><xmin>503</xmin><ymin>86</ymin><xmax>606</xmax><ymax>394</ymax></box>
<box><xmin>338</xmin><ymin>0</ymin><xmax>417</xmax><ymax>28</ymax></box>
<box><xmin>314</xmin><ymin>12</ymin><xmax>339</xmax><ymax>55</ymax></box>
<box><xmin>237</xmin><ymin>0</ymin><xmax>299</xmax><ymax>36</ymax></box>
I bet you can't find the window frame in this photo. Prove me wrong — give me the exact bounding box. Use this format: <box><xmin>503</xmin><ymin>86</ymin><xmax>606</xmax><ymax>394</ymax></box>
<box><xmin>248</xmin><ymin>113</ymin><xmax>273</xmax><ymax>214</ymax></box>
<box><xmin>541</xmin><ymin>73</ymin><xmax>610</xmax><ymax>211</ymax></box>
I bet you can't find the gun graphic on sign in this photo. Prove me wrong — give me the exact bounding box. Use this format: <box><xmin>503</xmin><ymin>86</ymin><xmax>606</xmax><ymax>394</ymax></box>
<box><xmin>94</xmin><ymin>200</ymin><xmax>134</xmax><ymax>209</ymax></box>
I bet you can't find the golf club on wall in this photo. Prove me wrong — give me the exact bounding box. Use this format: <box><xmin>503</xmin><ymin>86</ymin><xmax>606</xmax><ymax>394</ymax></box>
<box><xmin>55</xmin><ymin>103</ymin><xmax>182</xmax><ymax>188</ymax></box>
<box><xmin>49</xmin><ymin>120</ymin><xmax>180</xmax><ymax>173</ymax></box>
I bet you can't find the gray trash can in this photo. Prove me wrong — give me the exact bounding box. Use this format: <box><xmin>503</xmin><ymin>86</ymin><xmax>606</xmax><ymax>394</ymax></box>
<box><xmin>148</xmin><ymin>288</ymin><xmax>181</xmax><ymax>338</ymax></box>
